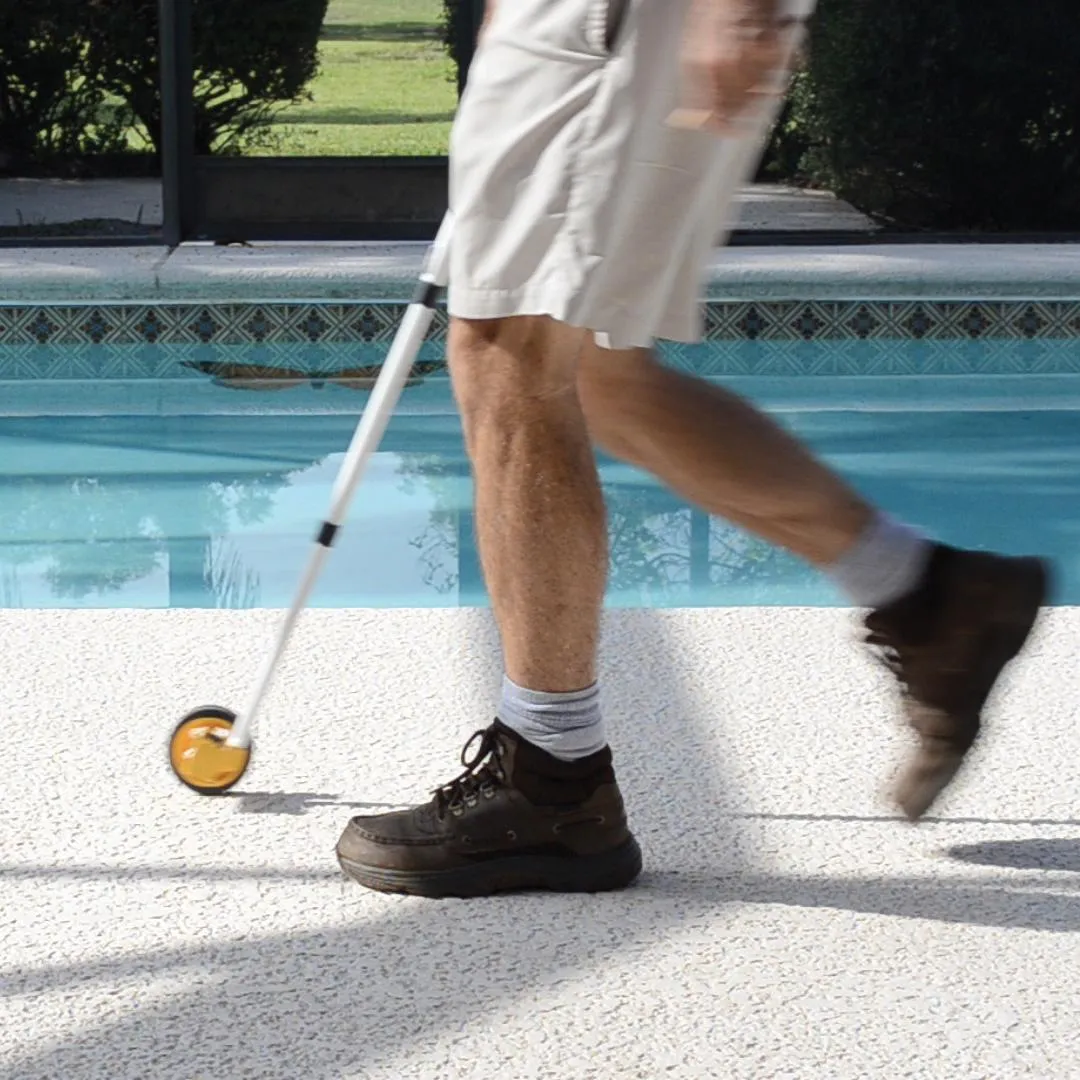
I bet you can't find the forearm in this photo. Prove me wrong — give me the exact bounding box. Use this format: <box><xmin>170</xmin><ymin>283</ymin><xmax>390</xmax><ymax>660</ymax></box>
<box><xmin>686</xmin><ymin>0</ymin><xmax>812</xmax><ymax>39</ymax></box>
<box><xmin>674</xmin><ymin>0</ymin><xmax>804</xmax><ymax>132</ymax></box>
<box><xmin>686</xmin><ymin>0</ymin><xmax>785</xmax><ymax>28</ymax></box>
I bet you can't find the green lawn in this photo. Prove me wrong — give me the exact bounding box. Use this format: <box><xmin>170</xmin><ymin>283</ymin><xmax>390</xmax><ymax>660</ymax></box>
<box><xmin>258</xmin><ymin>0</ymin><xmax>457</xmax><ymax>157</ymax></box>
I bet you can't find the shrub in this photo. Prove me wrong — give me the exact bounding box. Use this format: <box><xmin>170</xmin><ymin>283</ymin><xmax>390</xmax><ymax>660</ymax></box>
<box><xmin>789</xmin><ymin>0</ymin><xmax>1080</xmax><ymax>230</ymax></box>
<box><xmin>0</xmin><ymin>0</ymin><xmax>126</xmax><ymax>170</ymax></box>
<box><xmin>757</xmin><ymin>91</ymin><xmax>811</xmax><ymax>183</ymax></box>
<box><xmin>87</xmin><ymin>0</ymin><xmax>331</xmax><ymax>155</ymax></box>
<box><xmin>440</xmin><ymin>0</ymin><xmax>484</xmax><ymax>91</ymax></box>
<box><xmin>0</xmin><ymin>0</ymin><xmax>329</xmax><ymax>170</ymax></box>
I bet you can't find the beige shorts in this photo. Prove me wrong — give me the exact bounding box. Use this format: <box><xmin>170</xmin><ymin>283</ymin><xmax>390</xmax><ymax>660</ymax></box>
<box><xmin>447</xmin><ymin>0</ymin><xmax>815</xmax><ymax>349</ymax></box>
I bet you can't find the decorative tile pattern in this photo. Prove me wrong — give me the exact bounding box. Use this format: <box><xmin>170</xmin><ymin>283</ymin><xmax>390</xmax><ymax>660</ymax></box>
<box><xmin>2</xmin><ymin>300</ymin><xmax>1080</xmax><ymax>380</ymax></box>
<box><xmin>658</xmin><ymin>337</ymin><xmax>1080</xmax><ymax>378</ymax></box>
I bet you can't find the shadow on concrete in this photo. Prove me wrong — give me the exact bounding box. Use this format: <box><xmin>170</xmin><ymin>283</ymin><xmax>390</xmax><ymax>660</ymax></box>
<box><xmin>228</xmin><ymin>791</ymin><xmax>396</xmax><ymax>815</ymax></box>
<box><xmin>223</xmin><ymin>805</ymin><xmax>1080</xmax><ymax>828</ymax></box>
<box><xmin>946</xmin><ymin>838</ymin><xmax>1080</xmax><ymax>874</ymax></box>
<box><xmin>4</xmin><ymin>864</ymin><xmax>1079</xmax><ymax>1079</ymax></box>
<box><xmin>648</xmin><ymin>868</ymin><xmax>1080</xmax><ymax>926</ymax></box>
<box><xmin>1</xmin><ymin>608</ymin><xmax>750</xmax><ymax>1078</ymax></box>
<box><xmin>732</xmin><ymin>812</ymin><xmax>1080</xmax><ymax>827</ymax></box>
<box><xmin>0</xmin><ymin>863</ymin><xmax>342</xmax><ymax>883</ymax></box>
<box><xmin>6</xmin><ymin>606</ymin><xmax>1073</xmax><ymax>1077</ymax></box>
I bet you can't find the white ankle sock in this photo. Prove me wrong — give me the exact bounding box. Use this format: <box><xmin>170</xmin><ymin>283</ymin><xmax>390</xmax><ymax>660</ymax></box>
<box><xmin>498</xmin><ymin>676</ymin><xmax>607</xmax><ymax>761</ymax></box>
<box><xmin>827</xmin><ymin>513</ymin><xmax>932</xmax><ymax>608</ymax></box>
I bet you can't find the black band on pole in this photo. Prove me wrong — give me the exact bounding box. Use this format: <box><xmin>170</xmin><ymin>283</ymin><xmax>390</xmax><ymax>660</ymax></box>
<box><xmin>316</xmin><ymin>521</ymin><xmax>340</xmax><ymax>548</ymax></box>
<box><xmin>411</xmin><ymin>280</ymin><xmax>443</xmax><ymax>309</ymax></box>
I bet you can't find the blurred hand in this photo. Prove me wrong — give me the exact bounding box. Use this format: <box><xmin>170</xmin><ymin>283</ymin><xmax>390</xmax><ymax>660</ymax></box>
<box><xmin>670</xmin><ymin>0</ymin><xmax>803</xmax><ymax>135</ymax></box>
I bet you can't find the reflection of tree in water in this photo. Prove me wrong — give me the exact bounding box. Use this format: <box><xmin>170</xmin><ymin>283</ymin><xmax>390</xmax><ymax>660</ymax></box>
<box><xmin>605</xmin><ymin>483</ymin><xmax>689</xmax><ymax>600</ymax></box>
<box><xmin>599</xmin><ymin>479</ymin><xmax>795</xmax><ymax>603</ymax></box>
<box><xmin>2</xmin><ymin>469</ymin><xmax>297</xmax><ymax>607</ymax></box>
<box><xmin>393</xmin><ymin>452</ymin><xmax>793</xmax><ymax>603</ymax></box>
<box><xmin>3</xmin><ymin>477</ymin><xmax>152</xmax><ymax>598</ymax></box>
<box><xmin>1</xmin><ymin>563</ymin><xmax>22</xmax><ymax>607</ymax></box>
<box><xmin>393</xmin><ymin>453</ymin><xmax>464</xmax><ymax>596</ymax></box>
<box><xmin>202</xmin><ymin>536</ymin><xmax>261</xmax><ymax>609</ymax></box>
<box><xmin>705</xmin><ymin>518</ymin><xmax>798</xmax><ymax>593</ymax></box>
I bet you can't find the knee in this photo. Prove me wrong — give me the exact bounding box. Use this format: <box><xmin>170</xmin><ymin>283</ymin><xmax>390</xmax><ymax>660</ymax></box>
<box><xmin>448</xmin><ymin>315</ymin><xmax>585</xmax><ymax>427</ymax></box>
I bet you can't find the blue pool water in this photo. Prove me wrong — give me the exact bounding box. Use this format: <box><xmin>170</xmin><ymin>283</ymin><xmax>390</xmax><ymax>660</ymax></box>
<box><xmin>3</xmin><ymin>346</ymin><xmax>1080</xmax><ymax>608</ymax></box>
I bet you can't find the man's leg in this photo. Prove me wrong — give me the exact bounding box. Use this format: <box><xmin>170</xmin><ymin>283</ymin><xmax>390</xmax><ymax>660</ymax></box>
<box><xmin>334</xmin><ymin>0</ymin><xmax>664</xmax><ymax>899</ymax></box>
<box><xmin>335</xmin><ymin>316</ymin><xmax>641</xmax><ymax>898</ymax></box>
<box><xmin>578</xmin><ymin>345</ymin><xmax>874</xmax><ymax>567</ymax></box>
<box><xmin>577</xmin><ymin>343</ymin><xmax>1050</xmax><ymax>819</ymax></box>
<box><xmin>448</xmin><ymin>316</ymin><xmax>605</xmax><ymax>698</ymax></box>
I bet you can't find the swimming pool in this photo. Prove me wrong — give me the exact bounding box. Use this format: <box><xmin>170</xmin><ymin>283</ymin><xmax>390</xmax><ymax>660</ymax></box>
<box><xmin>3</xmin><ymin>325</ymin><xmax>1080</xmax><ymax>609</ymax></box>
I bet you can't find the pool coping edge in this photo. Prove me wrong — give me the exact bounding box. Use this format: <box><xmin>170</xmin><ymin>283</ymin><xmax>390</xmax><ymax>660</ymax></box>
<box><xmin>3</xmin><ymin>242</ymin><xmax>1080</xmax><ymax>304</ymax></box>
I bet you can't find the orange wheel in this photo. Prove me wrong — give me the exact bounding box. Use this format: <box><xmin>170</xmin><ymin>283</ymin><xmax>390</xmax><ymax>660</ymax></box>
<box><xmin>169</xmin><ymin>707</ymin><xmax>250</xmax><ymax>795</ymax></box>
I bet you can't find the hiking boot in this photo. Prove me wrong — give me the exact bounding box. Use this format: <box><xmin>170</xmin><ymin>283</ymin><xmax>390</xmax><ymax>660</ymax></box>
<box><xmin>336</xmin><ymin>721</ymin><xmax>642</xmax><ymax>898</ymax></box>
<box><xmin>864</xmin><ymin>543</ymin><xmax>1051</xmax><ymax>821</ymax></box>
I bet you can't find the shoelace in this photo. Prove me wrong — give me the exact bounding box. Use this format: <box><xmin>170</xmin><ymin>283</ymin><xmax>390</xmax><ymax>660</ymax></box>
<box><xmin>433</xmin><ymin>725</ymin><xmax>506</xmax><ymax>819</ymax></box>
<box><xmin>865</xmin><ymin>627</ymin><xmax>911</xmax><ymax>694</ymax></box>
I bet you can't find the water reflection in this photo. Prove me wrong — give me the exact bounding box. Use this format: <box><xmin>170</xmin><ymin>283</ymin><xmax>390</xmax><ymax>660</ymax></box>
<box><xmin>14</xmin><ymin>396</ymin><xmax>1080</xmax><ymax>609</ymax></box>
<box><xmin>1</xmin><ymin>467</ymin><xmax>297</xmax><ymax>607</ymax></box>
<box><xmin>388</xmin><ymin>447</ymin><xmax>801</xmax><ymax>608</ymax></box>
<box><xmin>0</xmin><ymin>412</ymin><xmax>804</xmax><ymax>609</ymax></box>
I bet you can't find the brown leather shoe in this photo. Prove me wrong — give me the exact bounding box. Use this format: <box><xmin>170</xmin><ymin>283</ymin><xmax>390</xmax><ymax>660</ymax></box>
<box><xmin>336</xmin><ymin>721</ymin><xmax>642</xmax><ymax>897</ymax></box>
<box><xmin>865</xmin><ymin>544</ymin><xmax>1051</xmax><ymax>821</ymax></box>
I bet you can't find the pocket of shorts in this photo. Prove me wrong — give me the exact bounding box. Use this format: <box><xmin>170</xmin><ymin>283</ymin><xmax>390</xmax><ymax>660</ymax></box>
<box><xmin>584</xmin><ymin>0</ymin><xmax>630</xmax><ymax>55</ymax></box>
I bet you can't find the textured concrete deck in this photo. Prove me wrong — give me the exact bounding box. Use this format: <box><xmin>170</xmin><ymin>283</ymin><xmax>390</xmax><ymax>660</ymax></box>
<box><xmin>0</xmin><ymin>179</ymin><xmax>872</xmax><ymax>232</ymax></box>
<box><xmin>3</xmin><ymin>606</ymin><xmax>1079</xmax><ymax>1079</ymax></box>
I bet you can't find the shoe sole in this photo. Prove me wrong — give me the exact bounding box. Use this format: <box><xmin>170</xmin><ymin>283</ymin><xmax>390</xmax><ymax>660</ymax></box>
<box><xmin>894</xmin><ymin>555</ymin><xmax>1051</xmax><ymax>822</ymax></box>
<box><xmin>337</xmin><ymin>836</ymin><xmax>644</xmax><ymax>899</ymax></box>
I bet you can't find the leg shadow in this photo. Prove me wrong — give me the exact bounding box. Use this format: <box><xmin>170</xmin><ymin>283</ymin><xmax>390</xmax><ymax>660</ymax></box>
<box><xmin>946</xmin><ymin>838</ymin><xmax>1080</xmax><ymax>874</ymax></box>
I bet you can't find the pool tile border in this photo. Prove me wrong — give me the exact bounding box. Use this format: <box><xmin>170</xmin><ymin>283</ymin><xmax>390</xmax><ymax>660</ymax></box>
<box><xmin>2</xmin><ymin>299</ymin><xmax>1080</xmax><ymax>379</ymax></box>
<box><xmin>4</xmin><ymin>299</ymin><xmax>1080</xmax><ymax>346</ymax></box>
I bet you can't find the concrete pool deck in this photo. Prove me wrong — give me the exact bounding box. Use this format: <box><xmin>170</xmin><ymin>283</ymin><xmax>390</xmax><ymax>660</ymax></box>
<box><xmin>4</xmin><ymin>240</ymin><xmax>1080</xmax><ymax>305</ymax></box>
<box><xmin>3</xmin><ymin>605</ymin><xmax>1080</xmax><ymax>1079</ymax></box>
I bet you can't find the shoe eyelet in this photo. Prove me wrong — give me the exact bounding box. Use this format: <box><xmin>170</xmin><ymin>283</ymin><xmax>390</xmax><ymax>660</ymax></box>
<box><xmin>481</xmin><ymin>785</ymin><xmax>496</xmax><ymax>800</ymax></box>
<box><xmin>451</xmin><ymin>806</ymin><xmax>464</xmax><ymax>818</ymax></box>
<box><xmin>506</xmin><ymin>829</ymin><xmax>517</xmax><ymax>841</ymax></box>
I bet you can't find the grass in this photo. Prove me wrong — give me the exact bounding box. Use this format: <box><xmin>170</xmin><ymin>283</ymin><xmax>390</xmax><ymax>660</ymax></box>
<box><xmin>256</xmin><ymin>0</ymin><xmax>457</xmax><ymax>157</ymax></box>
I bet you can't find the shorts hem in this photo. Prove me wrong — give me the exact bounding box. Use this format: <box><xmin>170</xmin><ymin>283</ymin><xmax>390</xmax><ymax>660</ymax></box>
<box><xmin>446</xmin><ymin>284</ymin><xmax>699</xmax><ymax>349</ymax></box>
